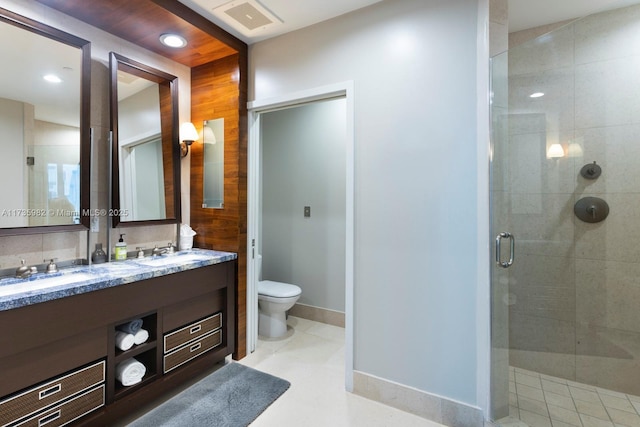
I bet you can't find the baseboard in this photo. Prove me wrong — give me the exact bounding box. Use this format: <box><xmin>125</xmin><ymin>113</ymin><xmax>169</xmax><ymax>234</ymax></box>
<box><xmin>289</xmin><ymin>303</ymin><xmax>345</xmax><ymax>328</ymax></box>
<box><xmin>353</xmin><ymin>370</ymin><xmax>484</xmax><ymax>427</ymax></box>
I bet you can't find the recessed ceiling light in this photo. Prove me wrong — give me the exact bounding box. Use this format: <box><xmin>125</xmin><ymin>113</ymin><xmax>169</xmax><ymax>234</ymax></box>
<box><xmin>159</xmin><ymin>33</ymin><xmax>187</xmax><ymax>48</ymax></box>
<box><xmin>43</xmin><ymin>74</ymin><xmax>62</xmax><ymax>83</ymax></box>
<box><xmin>530</xmin><ymin>92</ymin><xmax>544</xmax><ymax>98</ymax></box>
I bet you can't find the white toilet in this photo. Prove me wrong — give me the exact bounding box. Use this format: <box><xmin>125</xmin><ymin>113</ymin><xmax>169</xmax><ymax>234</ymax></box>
<box><xmin>257</xmin><ymin>255</ymin><xmax>302</xmax><ymax>338</ymax></box>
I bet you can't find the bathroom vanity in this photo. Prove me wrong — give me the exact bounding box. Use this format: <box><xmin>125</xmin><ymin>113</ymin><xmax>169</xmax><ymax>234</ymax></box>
<box><xmin>0</xmin><ymin>250</ymin><xmax>236</xmax><ymax>426</ymax></box>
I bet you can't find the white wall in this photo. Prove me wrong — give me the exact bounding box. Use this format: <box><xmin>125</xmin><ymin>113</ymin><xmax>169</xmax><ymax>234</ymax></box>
<box><xmin>0</xmin><ymin>98</ymin><xmax>27</xmax><ymax>227</ymax></box>
<box><xmin>117</xmin><ymin>85</ymin><xmax>166</xmax><ymax>221</ymax></box>
<box><xmin>250</xmin><ymin>0</ymin><xmax>482</xmax><ymax>405</ymax></box>
<box><xmin>261</xmin><ymin>99</ymin><xmax>347</xmax><ymax>312</ymax></box>
<box><xmin>132</xmin><ymin>139</ymin><xmax>165</xmax><ymax>221</ymax></box>
<box><xmin>117</xmin><ymin>85</ymin><xmax>161</xmax><ymax>143</ymax></box>
<box><xmin>29</xmin><ymin>121</ymin><xmax>81</xmax><ymax>226</ymax></box>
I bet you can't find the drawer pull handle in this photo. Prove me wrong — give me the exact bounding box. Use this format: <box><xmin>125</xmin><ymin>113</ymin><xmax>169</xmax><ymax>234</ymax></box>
<box><xmin>38</xmin><ymin>384</ymin><xmax>61</xmax><ymax>400</ymax></box>
<box><xmin>190</xmin><ymin>343</ymin><xmax>202</xmax><ymax>353</ymax></box>
<box><xmin>38</xmin><ymin>409</ymin><xmax>61</xmax><ymax>426</ymax></box>
<box><xmin>190</xmin><ymin>325</ymin><xmax>201</xmax><ymax>334</ymax></box>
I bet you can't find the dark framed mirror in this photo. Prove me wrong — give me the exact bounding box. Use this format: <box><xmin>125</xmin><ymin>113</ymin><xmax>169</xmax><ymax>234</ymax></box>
<box><xmin>0</xmin><ymin>7</ymin><xmax>90</xmax><ymax>235</ymax></box>
<box><xmin>109</xmin><ymin>52</ymin><xmax>180</xmax><ymax>228</ymax></box>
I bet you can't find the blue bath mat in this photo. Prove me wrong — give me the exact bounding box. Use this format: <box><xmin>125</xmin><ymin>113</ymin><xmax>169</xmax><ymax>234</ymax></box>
<box><xmin>127</xmin><ymin>362</ymin><xmax>290</xmax><ymax>427</ymax></box>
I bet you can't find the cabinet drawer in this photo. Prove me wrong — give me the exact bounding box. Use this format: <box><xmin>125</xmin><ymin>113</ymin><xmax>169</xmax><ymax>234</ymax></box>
<box><xmin>164</xmin><ymin>313</ymin><xmax>221</xmax><ymax>354</ymax></box>
<box><xmin>0</xmin><ymin>361</ymin><xmax>105</xmax><ymax>427</ymax></box>
<box><xmin>15</xmin><ymin>385</ymin><xmax>104</xmax><ymax>427</ymax></box>
<box><xmin>163</xmin><ymin>330</ymin><xmax>222</xmax><ymax>373</ymax></box>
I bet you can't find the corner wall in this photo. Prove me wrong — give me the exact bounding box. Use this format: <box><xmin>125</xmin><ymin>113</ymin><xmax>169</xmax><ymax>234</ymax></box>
<box><xmin>190</xmin><ymin>54</ymin><xmax>248</xmax><ymax>359</ymax></box>
<box><xmin>250</xmin><ymin>0</ymin><xmax>484</xmax><ymax>415</ymax></box>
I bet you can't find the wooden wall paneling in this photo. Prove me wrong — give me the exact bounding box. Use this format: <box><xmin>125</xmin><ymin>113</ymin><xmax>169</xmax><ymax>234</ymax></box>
<box><xmin>159</xmin><ymin>82</ymin><xmax>175</xmax><ymax>218</ymax></box>
<box><xmin>237</xmin><ymin>47</ymin><xmax>248</xmax><ymax>361</ymax></box>
<box><xmin>191</xmin><ymin>53</ymin><xmax>247</xmax><ymax>359</ymax></box>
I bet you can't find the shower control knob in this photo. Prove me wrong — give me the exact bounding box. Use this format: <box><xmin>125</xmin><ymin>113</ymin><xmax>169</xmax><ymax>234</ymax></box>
<box><xmin>575</xmin><ymin>197</ymin><xmax>609</xmax><ymax>223</ymax></box>
<box><xmin>580</xmin><ymin>161</ymin><xmax>602</xmax><ymax>180</ymax></box>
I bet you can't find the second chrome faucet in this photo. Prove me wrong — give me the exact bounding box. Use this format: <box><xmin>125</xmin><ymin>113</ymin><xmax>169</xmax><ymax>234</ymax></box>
<box><xmin>15</xmin><ymin>260</ymin><xmax>37</xmax><ymax>279</ymax></box>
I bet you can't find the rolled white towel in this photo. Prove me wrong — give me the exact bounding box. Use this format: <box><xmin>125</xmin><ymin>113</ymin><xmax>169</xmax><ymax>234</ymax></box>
<box><xmin>116</xmin><ymin>358</ymin><xmax>146</xmax><ymax>386</ymax></box>
<box><xmin>115</xmin><ymin>331</ymin><xmax>134</xmax><ymax>351</ymax></box>
<box><xmin>133</xmin><ymin>328</ymin><xmax>149</xmax><ymax>345</ymax></box>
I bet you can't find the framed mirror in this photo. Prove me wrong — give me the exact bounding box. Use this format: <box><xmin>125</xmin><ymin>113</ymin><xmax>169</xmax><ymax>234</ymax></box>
<box><xmin>202</xmin><ymin>118</ymin><xmax>224</xmax><ymax>209</ymax></box>
<box><xmin>109</xmin><ymin>52</ymin><xmax>180</xmax><ymax>227</ymax></box>
<box><xmin>0</xmin><ymin>7</ymin><xmax>90</xmax><ymax>235</ymax></box>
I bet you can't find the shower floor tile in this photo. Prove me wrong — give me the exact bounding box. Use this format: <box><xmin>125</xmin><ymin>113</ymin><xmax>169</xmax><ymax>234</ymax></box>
<box><xmin>496</xmin><ymin>366</ymin><xmax>640</xmax><ymax>427</ymax></box>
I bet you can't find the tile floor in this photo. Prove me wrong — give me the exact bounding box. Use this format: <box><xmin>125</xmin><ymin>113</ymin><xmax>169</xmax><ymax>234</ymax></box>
<box><xmin>241</xmin><ymin>316</ymin><xmax>444</xmax><ymax>427</ymax></box>
<box><xmin>496</xmin><ymin>366</ymin><xmax>640</xmax><ymax>427</ymax></box>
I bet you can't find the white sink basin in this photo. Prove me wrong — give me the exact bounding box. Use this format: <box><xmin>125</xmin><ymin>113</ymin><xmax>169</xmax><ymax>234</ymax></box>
<box><xmin>0</xmin><ymin>273</ymin><xmax>95</xmax><ymax>298</ymax></box>
<box><xmin>135</xmin><ymin>253</ymin><xmax>211</xmax><ymax>267</ymax></box>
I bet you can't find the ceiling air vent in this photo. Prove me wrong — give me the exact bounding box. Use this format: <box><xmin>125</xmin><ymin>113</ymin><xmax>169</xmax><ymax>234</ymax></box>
<box><xmin>225</xmin><ymin>2</ymin><xmax>272</xmax><ymax>30</ymax></box>
<box><xmin>212</xmin><ymin>0</ymin><xmax>282</xmax><ymax>35</ymax></box>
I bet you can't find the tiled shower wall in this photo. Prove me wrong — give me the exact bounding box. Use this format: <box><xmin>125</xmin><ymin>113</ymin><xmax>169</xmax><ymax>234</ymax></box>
<box><xmin>501</xmin><ymin>4</ymin><xmax>640</xmax><ymax>396</ymax></box>
<box><xmin>0</xmin><ymin>0</ymin><xmax>190</xmax><ymax>271</ymax></box>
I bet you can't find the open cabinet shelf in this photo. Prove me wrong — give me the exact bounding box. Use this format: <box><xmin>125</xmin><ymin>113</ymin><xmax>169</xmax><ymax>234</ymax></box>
<box><xmin>113</xmin><ymin>348</ymin><xmax>158</xmax><ymax>400</ymax></box>
<box><xmin>107</xmin><ymin>312</ymin><xmax>159</xmax><ymax>403</ymax></box>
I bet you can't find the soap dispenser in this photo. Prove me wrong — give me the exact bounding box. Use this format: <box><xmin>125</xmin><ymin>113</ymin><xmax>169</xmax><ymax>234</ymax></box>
<box><xmin>92</xmin><ymin>243</ymin><xmax>107</xmax><ymax>264</ymax></box>
<box><xmin>115</xmin><ymin>234</ymin><xmax>127</xmax><ymax>260</ymax></box>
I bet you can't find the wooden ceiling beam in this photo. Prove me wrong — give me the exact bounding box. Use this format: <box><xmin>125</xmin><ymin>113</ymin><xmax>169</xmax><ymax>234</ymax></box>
<box><xmin>35</xmin><ymin>0</ymin><xmax>245</xmax><ymax>67</ymax></box>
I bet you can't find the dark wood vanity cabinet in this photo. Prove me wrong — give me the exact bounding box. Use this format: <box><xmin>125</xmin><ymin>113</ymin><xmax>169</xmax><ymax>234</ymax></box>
<box><xmin>0</xmin><ymin>260</ymin><xmax>236</xmax><ymax>426</ymax></box>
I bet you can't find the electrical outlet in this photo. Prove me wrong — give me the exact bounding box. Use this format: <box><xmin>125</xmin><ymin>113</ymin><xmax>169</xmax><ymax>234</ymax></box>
<box><xmin>304</xmin><ymin>206</ymin><xmax>311</xmax><ymax>217</ymax></box>
<box><xmin>90</xmin><ymin>216</ymin><xmax>99</xmax><ymax>232</ymax></box>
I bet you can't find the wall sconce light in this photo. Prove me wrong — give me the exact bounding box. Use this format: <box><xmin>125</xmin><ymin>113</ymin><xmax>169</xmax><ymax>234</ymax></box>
<box><xmin>547</xmin><ymin>143</ymin><xmax>565</xmax><ymax>158</ymax></box>
<box><xmin>180</xmin><ymin>122</ymin><xmax>199</xmax><ymax>157</ymax></box>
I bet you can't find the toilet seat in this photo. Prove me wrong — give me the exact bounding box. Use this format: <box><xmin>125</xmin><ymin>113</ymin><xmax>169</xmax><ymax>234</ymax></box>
<box><xmin>258</xmin><ymin>280</ymin><xmax>301</xmax><ymax>298</ymax></box>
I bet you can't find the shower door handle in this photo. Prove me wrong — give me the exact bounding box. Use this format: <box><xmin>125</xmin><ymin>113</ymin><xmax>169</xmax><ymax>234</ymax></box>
<box><xmin>495</xmin><ymin>232</ymin><xmax>515</xmax><ymax>268</ymax></box>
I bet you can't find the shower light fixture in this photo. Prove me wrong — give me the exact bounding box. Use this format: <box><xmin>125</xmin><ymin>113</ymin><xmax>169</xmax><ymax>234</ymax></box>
<box><xmin>567</xmin><ymin>143</ymin><xmax>583</xmax><ymax>157</ymax></box>
<box><xmin>530</xmin><ymin>92</ymin><xmax>544</xmax><ymax>98</ymax></box>
<box><xmin>547</xmin><ymin>143</ymin><xmax>565</xmax><ymax>158</ymax></box>
<box><xmin>180</xmin><ymin>122</ymin><xmax>199</xmax><ymax>157</ymax></box>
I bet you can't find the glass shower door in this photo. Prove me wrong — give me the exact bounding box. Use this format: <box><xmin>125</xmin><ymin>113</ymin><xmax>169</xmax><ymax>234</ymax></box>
<box><xmin>490</xmin><ymin>22</ymin><xmax>583</xmax><ymax>423</ymax></box>
<box><xmin>490</xmin><ymin>48</ymin><xmax>512</xmax><ymax>421</ymax></box>
<box><xmin>491</xmin><ymin>4</ymin><xmax>640</xmax><ymax>424</ymax></box>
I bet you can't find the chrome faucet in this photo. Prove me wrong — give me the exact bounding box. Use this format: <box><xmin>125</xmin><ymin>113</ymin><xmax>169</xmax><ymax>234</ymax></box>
<box><xmin>152</xmin><ymin>243</ymin><xmax>176</xmax><ymax>256</ymax></box>
<box><xmin>152</xmin><ymin>245</ymin><xmax>167</xmax><ymax>256</ymax></box>
<box><xmin>15</xmin><ymin>259</ymin><xmax>37</xmax><ymax>279</ymax></box>
<box><xmin>44</xmin><ymin>259</ymin><xmax>59</xmax><ymax>274</ymax></box>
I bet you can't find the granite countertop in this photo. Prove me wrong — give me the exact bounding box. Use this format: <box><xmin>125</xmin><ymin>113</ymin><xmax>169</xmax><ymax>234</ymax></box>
<box><xmin>0</xmin><ymin>249</ymin><xmax>237</xmax><ymax>312</ymax></box>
